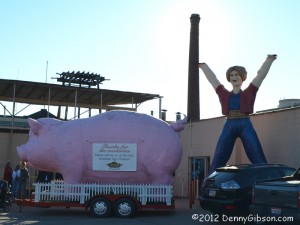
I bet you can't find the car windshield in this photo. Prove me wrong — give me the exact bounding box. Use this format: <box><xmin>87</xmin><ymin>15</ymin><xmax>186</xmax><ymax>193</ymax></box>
<box><xmin>206</xmin><ymin>166</ymin><xmax>297</xmax><ymax>187</ymax></box>
<box><xmin>206</xmin><ymin>170</ymin><xmax>238</xmax><ymax>184</ymax></box>
<box><xmin>292</xmin><ymin>167</ymin><xmax>300</xmax><ymax>179</ymax></box>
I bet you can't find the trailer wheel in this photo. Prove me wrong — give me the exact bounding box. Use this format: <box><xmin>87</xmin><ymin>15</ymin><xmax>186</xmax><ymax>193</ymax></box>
<box><xmin>114</xmin><ymin>198</ymin><xmax>136</xmax><ymax>218</ymax></box>
<box><xmin>89</xmin><ymin>197</ymin><xmax>111</xmax><ymax>218</ymax></box>
<box><xmin>2</xmin><ymin>201</ymin><xmax>11</xmax><ymax>212</ymax></box>
<box><xmin>2</xmin><ymin>195</ymin><xmax>12</xmax><ymax>212</ymax></box>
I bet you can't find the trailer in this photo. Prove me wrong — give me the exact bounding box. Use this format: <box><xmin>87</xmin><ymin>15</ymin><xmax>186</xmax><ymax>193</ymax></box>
<box><xmin>18</xmin><ymin>180</ymin><xmax>175</xmax><ymax>218</ymax></box>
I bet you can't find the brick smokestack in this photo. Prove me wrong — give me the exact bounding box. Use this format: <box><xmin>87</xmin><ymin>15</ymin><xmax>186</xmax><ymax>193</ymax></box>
<box><xmin>187</xmin><ymin>14</ymin><xmax>200</xmax><ymax>121</ymax></box>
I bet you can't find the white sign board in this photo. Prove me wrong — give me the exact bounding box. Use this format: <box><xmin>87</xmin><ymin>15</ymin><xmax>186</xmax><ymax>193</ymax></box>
<box><xmin>92</xmin><ymin>143</ymin><xmax>137</xmax><ymax>171</ymax></box>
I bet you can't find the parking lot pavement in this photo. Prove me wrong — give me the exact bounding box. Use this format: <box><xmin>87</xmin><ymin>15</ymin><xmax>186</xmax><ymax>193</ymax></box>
<box><xmin>1</xmin><ymin>198</ymin><xmax>216</xmax><ymax>225</ymax></box>
<box><xmin>8</xmin><ymin>198</ymin><xmax>287</xmax><ymax>225</ymax></box>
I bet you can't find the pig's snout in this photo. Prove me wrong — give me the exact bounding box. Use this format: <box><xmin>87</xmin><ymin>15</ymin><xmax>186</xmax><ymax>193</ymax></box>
<box><xmin>17</xmin><ymin>145</ymin><xmax>28</xmax><ymax>161</ymax></box>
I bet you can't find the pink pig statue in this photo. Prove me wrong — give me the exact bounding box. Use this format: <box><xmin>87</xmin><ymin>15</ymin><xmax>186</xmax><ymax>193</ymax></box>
<box><xmin>17</xmin><ymin>110</ymin><xmax>186</xmax><ymax>184</ymax></box>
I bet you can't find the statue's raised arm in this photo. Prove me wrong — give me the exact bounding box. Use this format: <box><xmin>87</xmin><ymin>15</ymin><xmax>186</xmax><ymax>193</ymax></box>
<box><xmin>251</xmin><ymin>54</ymin><xmax>277</xmax><ymax>88</ymax></box>
<box><xmin>198</xmin><ymin>63</ymin><xmax>221</xmax><ymax>90</ymax></box>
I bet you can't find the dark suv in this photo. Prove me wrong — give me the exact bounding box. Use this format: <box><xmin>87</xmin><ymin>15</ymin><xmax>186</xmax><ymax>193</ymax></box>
<box><xmin>199</xmin><ymin>164</ymin><xmax>295</xmax><ymax>215</ymax></box>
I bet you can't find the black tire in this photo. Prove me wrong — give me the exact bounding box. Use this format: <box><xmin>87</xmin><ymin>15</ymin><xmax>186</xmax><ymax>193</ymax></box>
<box><xmin>89</xmin><ymin>197</ymin><xmax>111</xmax><ymax>218</ymax></box>
<box><xmin>113</xmin><ymin>198</ymin><xmax>136</xmax><ymax>218</ymax></box>
<box><xmin>3</xmin><ymin>197</ymin><xmax>11</xmax><ymax>212</ymax></box>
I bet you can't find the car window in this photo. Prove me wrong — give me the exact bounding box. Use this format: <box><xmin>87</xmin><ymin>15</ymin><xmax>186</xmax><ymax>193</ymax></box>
<box><xmin>295</xmin><ymin>167</ymin><xmax>300</xmax><ymax>176</ymax></box>
<box><xmin>293</xmin><ymin>167</ymin><xmax>300</xmax><ymax>180</ymax></box>
<box><xmin>281</xmin><ymin>168</ymin><xmax>296</xmax><ymax>176</ymax></box>
<box><xmin>207</xmin><ymin>171</ymin><xmax>237</xmax><ymax>183</ymax></box>
<box><xmin>207</xmin><ymin>166</ymin><xmax>296</xmax><ymax>186</ymax></box>
<box><xmin>252</xmin><ymin>168</ymin><xmax>282</xmax><ymax>182</ymax></box>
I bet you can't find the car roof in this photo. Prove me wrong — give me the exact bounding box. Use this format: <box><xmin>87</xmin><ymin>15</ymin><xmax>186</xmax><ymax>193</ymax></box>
<box><xmin>215</xmin><ymin>163</ymin><xmax>294</xmax><ymax>172</ymax></box>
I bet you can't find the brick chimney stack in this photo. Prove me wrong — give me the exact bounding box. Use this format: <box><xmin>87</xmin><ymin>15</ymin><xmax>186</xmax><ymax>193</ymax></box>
<box><xmin>187</xmin><ymin>14</ymin><xmax>200</xmax><ymax>121</ymax></box>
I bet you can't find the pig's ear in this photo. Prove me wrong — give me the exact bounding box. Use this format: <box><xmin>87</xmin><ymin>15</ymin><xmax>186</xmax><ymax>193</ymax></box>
<box><xmin>28</xmin><ymin>118</ymin><xmax>42</xmax><ymax>135</ymax></box>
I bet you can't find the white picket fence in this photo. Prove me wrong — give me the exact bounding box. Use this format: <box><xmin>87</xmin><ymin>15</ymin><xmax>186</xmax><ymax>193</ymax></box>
<box><xmin>33</xmin><ymin>181</ymin><xmax>173</xmax><ymax>205</ymax></box>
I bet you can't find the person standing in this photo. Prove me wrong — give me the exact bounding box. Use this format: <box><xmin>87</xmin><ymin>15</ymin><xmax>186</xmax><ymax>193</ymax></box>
<box><xmin>12</xmin><ymin>164</ymin><xmax>21</xmax><ymax>199</ymax></box>
<box><xmin>19</xmin><ymin>161</ymin><xmax>29</xmax><ymax>199</ymax></box>
<box><xmin>198</xmin><ymin>54</ymin><xmax>277</xmax><ymax>174</ymax></box>
<box><xmin>3</xmin><ymin>160</ymin><xmax>13</xmax><ymax>186</ymax></box>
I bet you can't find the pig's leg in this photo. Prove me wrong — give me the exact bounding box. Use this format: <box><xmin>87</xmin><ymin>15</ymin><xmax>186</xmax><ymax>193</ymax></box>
<box><xmin>59</xmin><ymin>159</ymin><xmax>85</xmax><ymax>183</ymax></box>
<box><xmin>148</xmin><ymin>170</ymin><xmax>173</xmax><ymax>184</ymax></box>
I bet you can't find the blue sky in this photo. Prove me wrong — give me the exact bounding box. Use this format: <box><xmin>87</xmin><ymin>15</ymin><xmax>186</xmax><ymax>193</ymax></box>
<box><xmin>1</xmin><ymin>0</ymin><xmax>300</xmax><ymax>120</ymax></box>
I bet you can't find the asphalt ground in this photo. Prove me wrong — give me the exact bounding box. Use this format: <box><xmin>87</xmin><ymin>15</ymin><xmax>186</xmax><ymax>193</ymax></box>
<box><xmin>2</xmin><ymin>198</ymin><xmax>297</xmax><ymax>225</ymax></box>
<box><xmin>0</xmin><ymin>198</ymin><xmax>226</xmax><ymax>225</ymax></box>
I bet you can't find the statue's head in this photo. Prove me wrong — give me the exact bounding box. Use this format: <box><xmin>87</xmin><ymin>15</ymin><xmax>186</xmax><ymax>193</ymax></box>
<box><xmin>226</xmin><ymin>66</ymin><xmax>247</xmax><ymax>82</ymax></box>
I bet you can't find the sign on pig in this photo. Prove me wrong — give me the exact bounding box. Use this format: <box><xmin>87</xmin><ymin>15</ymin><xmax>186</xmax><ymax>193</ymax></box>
<box><xmin>17</xmin><ymin>110</ymin><xmax>186</xmax><ymax>184</ymax></box>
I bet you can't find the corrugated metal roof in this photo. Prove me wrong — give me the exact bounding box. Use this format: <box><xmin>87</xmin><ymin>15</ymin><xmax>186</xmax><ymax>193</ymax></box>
<box><xmin>0</xmin><ymin>79</ymin><xmax>160</xmax><ymax>110</ymax></box>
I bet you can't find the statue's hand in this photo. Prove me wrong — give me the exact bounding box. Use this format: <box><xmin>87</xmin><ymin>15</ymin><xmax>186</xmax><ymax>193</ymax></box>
<box><xmin>267</xmin><ymin>54</ymin><xmax>277</xmax><ymax>60</ymax></box>
<box><xmin>198</xmin><ymin>63</ymin><xmax>206</xmax><ymax>68</ymax></box>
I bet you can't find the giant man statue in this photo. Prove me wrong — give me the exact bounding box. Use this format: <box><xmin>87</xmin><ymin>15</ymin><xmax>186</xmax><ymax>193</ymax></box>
<box><xmin>198</xmin><ymin>54</ymin><xmax>277</xmax><ymax>174</ymax></box>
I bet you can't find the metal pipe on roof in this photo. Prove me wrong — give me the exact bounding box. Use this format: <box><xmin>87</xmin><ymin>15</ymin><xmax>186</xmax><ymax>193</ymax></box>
<box><xmin>65</xmin><ymin>106</ymin><xmax>68</xmax><ymax>120</ymax></box>
<box><xmin>12</xmin><ymin>83</ymin><xmax>16</xmax><ymax>126</ymax></box>
<box><xmin>159</xmin><ymin>96</ymin><xmax>163</xmax><ymax>119</ymax></box>
<box><xmin>47</xmin><ymin>87</ymin><xmax>51</xmax><ymax>117</ymax></box>
<box><xmin>100</xmin><ymin>92</ymin><xmax>103</xmax><ymax>113</ymax></box>
<box><xmin>74</xmin><ymin>89</ymin><xmax>77</xmax><ymax>119</ymax></box>
<box><xmin>132</xmin><ymin>97</ymin><xmax>134</xmax><ymax>109</ymax></box>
